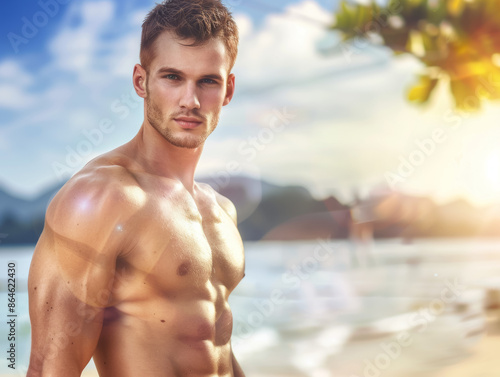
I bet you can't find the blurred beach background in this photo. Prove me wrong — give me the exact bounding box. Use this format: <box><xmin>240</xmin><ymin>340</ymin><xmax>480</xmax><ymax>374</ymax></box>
<box><xmin>2</xmin><ymin>0</ymin><xmax>500</xmax><ymax>375</ymax></box>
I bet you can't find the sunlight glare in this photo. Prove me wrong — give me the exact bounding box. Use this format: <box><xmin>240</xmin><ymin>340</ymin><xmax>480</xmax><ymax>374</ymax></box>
<box><xmin>485</xmin><ymin>150</ymin><xmax>500</xmax><ymax>185</ymax></box>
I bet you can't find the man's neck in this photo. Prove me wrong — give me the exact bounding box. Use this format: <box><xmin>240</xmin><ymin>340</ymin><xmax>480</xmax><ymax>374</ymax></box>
<box><xmin>130</xmin><ymin>122</ymin><xmax>204</xmax><ymax>194</ymax></box>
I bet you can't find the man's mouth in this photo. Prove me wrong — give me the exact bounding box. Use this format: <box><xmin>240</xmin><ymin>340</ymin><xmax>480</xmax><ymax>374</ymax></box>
<box><xmin>175</xmin><ymin>117</ymin><xmax>203</xmax><ymax>129</ymax></box>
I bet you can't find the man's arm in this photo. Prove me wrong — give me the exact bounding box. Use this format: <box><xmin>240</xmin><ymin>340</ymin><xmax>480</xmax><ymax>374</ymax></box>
<box><xmin>27</xmin><ymin>170</ymin><xmax>130</xmax><ymax>376</ymax></box>
<box><xmin>231</xmin><ymin>348</ymin><xmax>246</xmax><ymax>377</ymax></box>
<box><xmin>214</xmin><ymin>189</ymin><xmax>246</xmax><ymax>376</ymax></box>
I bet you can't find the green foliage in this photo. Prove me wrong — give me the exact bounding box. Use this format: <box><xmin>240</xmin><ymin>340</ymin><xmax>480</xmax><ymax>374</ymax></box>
<box><xmin>330</xmin><ymin>0</ymin><xmax>500</xmax><ymax>111</ymax></box>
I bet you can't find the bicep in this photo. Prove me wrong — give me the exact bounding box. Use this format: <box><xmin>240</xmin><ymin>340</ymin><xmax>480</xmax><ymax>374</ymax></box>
<box><xmin>28</xmin><ymin>225</ymin><xmax>117</xmax><ymax>375</ymax></box>
<box><xmin>231</xmin><ymin>346</ymin><xmax>245</xmax><ymax>377</ymax></box>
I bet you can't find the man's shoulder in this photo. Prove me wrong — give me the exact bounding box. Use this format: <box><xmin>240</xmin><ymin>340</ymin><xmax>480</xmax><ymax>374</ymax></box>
<box><xmin>57</xmin><ymin>157</ymin><xmax>139</xmax><ymax>205</ymax></box>
<box><xmin>197</xmin><ymin>182</ymin><xmax>238</xmax><ymax>224</ymax></box>
<box><xmin>45</xmin><ymin>156</ymin><xmax>142</xmax><ymax>240</ymax></box>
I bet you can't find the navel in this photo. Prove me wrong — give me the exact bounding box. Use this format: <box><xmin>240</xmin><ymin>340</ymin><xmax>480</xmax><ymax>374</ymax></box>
<box><xmin>103</xmin><ymin>307</ymin><xmax>121</xmax><ymax>322</ymax></box>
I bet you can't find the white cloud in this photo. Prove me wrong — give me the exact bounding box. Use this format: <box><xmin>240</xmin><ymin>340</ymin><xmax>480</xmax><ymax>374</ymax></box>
<box><xmin>49</xmin><ymin>1</ymin><xmax>116</xmax><ymax>73</ymax></box>
<box><xmin>0</xmin><ymin>59</ymin><xmax>37</xmax><ymax>110</ymax></box>
<box><xmin>130</xmin><ymin>8</ymin><xmax>149</xmax><ymax>26</ymax></box>
<box><xmin>0</xmin><ymin>60</ymin><xmax>34</xmax><ymax>87</ymax></box>
<box><xmin>0</xmin><ymin>85</ymin><xmax>38</xmax><ymax>110</ymax></box>
<box><xmin>233</xmin><ymin>1</ymin><xmax>341</xmax><ymax>86</ymax></box>
<box><xmin>234</xmin><ymin>14</ymin><xmax>253</xmax><ymax>39</ymax></box>
<box><xmin>103</xmin><ymin>33</ymin><xmax>141</xmax><ymax>78</ymax></box>
<box><xmin>217</xmin><ymin>0</ymin><xmax>488</xmax><ymax>205</ymax></box>
<box><xmin>48</xmin><ymin>0</ymin><xmax>143</xmax><ymax>82</ymax></box>
<box><xmin>0</xmin><ymin>129</ymin><xmax>10</xmax><ymax>152</ymax></box>
<box><xmin>2</xmin><ymin>0</ymin><xmax>498</xmax><ymax>207</ymax></box>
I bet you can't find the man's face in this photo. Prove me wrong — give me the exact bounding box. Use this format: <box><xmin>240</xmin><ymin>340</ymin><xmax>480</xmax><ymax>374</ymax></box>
<box><xmin>144</xmin><ymin>31</ymin><xmax>235</xmax><ymax>149</ymax></box>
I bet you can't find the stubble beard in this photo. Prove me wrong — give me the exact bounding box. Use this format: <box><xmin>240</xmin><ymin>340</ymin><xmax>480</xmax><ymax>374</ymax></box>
<box><xmin>145</xmin><ymin>90</ymin><xmax>219</xmax><ymax>149</ymax></box>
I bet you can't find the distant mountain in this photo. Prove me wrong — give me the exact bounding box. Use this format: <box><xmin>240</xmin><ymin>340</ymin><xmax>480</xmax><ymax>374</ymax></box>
<box><xmin>0</xmin><ymin>183</ymin><xmax>64</xmax><ymax>223</ymax></box>
<box><xmin>0</xmin><ymin>182</ymin><xmax>65</xmax><ymax>245</ymax></box>
<box><xmin>199</xmin><ymin>176</ymin><xmax>351</xmax><ymax>240</ymax></box>
<box><xmin>358</xmin><ymin>192</ymin><xmax>500</xmax><ymax>239</ymax></box>
<box><xmin>0</xmin><ymin>175</ymin><xmax>499</xmax><ymax>246</ymax></box>
<box><xmin>0</xmin><ymin>176</ymin><xmax>352</xmax><ymax>245</ymax></box>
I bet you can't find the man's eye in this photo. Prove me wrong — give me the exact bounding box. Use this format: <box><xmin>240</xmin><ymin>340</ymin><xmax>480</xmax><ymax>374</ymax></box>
<box><xmin>201</xmin><ymin>79</ymin><xmax>216</xmax><ymax>84</ymax></box>
<box><xmin>164</xmin><ymin>74</ymin><xmax>179</xmax><ymax>80</ymax></box>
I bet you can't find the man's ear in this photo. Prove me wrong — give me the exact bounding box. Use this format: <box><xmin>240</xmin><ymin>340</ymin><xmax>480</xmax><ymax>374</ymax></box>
<box><xmin>223</xmin><ymin>73</ymin><xmax>235</xmax><ymax>106</ymax></box>
<box><xmin>133</xmin><ymin>64</ymin><xmax>147</xmax><ymax>98</ymax></box>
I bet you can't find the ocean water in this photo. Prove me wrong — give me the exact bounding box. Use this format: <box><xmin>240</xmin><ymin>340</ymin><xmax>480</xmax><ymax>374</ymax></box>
<box><xmin>1</xmin><ymin>238</ymin><xmax>500</xmax><ymax>376</ymax></box>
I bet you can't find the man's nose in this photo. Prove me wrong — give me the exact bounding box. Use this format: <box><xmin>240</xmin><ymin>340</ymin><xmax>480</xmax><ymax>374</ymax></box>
<box><xmin>179</xmin><ymin>82</ymin><xmax>200</xmax><ymax>110</ymax></box>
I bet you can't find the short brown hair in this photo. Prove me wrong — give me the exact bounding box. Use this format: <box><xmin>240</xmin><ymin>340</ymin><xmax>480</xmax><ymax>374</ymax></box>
<box><xmin>140</xmin><ymin>0</ymin><xmax>239</xmax><ymax>72</ymax></box>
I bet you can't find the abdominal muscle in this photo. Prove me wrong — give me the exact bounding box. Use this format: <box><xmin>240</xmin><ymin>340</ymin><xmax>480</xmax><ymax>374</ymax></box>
<box><xmin>93</xmin><ymin>298</ymin><xmax>235</xmax><ymax>377</ymax></box>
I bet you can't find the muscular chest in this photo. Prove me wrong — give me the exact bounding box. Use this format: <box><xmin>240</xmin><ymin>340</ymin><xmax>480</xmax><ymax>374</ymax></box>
<box><xmin>117</xmin><ymin>190</ymin><xmax>245</xmax><ymax>298</ymax></box>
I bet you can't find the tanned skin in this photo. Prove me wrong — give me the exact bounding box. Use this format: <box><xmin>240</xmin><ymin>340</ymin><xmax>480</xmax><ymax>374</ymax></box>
<box><xmin>27</xmin><ymin>31</ymin><xmax>246</xmax><ymax>377</ymax></box>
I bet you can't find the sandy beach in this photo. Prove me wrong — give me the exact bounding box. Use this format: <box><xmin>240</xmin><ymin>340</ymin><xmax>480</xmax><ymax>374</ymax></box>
<box><xmin>433</xmin><ymin>308</ymin><xmax>500</xmax><ymax>377</ymax></box>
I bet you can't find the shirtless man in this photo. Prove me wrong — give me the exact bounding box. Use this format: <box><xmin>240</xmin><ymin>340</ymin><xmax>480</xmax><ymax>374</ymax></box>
<box><xmin>27</xmin><ymin>1</ymin><xmax>245</xmax><ymax>376</ymax></box>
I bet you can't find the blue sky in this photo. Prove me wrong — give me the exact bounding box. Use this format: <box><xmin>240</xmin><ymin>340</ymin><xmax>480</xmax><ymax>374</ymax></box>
<box><xmin>2</xmin><ymin>0</ymin><xmax>500</xmax><ymax>208</ymax></box>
